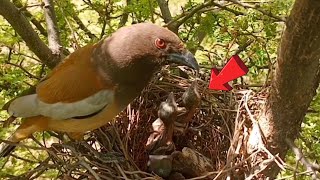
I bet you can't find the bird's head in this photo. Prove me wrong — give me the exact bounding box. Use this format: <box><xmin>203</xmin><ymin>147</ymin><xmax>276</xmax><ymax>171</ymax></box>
<box><xmin>126</xmin><ymin>23</ymin><xmax>199</xmax><ymax>71</ymax></box>
<box><xmin>95</xmin><ymin>23</ymin><xmax>199</xmax><ymax>80</ymax></box>
<box><xmin>158</xmin><ymin>92</ymin><xmax>178</xmax><ymax>121</ymax></box>
<box><xmin>182</xmin><ymin>80</ymin><xmax>201</xmax><ymax>109</ymax></box>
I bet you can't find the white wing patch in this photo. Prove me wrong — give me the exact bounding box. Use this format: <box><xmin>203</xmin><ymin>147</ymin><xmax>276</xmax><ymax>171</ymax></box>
<box><xmin>8</xmin><ymin>90</ymin><xmax>114</xmax><ymax>120</ymax></box>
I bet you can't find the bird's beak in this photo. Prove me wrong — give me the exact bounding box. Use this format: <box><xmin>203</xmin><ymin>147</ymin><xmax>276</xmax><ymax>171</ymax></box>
<box><xmin>167</xmin><ymin>51</ymin><xmax>199</xmax><ymax>71</ymax></box>
<box><xmin>166</xmin><ymin>92</ymin><xmax>176</xmax><ymax>104</ymax></box>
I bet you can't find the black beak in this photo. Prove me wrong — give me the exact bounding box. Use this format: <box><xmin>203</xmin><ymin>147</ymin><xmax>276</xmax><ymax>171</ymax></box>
<box><xmin>167</xmin><ymin>51</ymin><xmax>199</xmax><ymax>71</ymax></box>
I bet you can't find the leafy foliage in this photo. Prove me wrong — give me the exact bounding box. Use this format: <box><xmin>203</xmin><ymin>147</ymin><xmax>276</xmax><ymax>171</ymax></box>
<box><xmin>1</xmin><ymin>0</ymin><xmax>319</xmax><ymax>179</ymax></box>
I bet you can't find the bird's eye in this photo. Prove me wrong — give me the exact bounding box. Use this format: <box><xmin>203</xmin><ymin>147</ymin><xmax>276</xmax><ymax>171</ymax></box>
<box><xmin>155</xmin><ymin>38</ymin><xmax>166</xmax><ymax>49</ymax></box>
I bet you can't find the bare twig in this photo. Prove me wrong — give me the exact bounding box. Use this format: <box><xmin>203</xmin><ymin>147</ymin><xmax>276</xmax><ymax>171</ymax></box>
<box><xmin>10</xmin><ymin>154</ymin><xmax>38</xmax><ymax>164</ymax></box>
<box><xmin>235</xmin><ymin>39</ymin><xmax>254</xmax><ymax>55</ymax></box>
<box><xmin>226</xmin><ymin>0</ymin><xmax>286</xmax><ymax>22</ymax></box>
<box><xmin>156</xmin><ymin>0</ymin><xmax>172</xmax><ymax>23</ymax></box>
<box><xmin>286</xmin><ymin>139</ymin><xmax>320</xmax><ymax>180</ymax></box>
<box><xmin>99</xmin><ymin>1</ymin><xmax>113</xmax><ymax>39</ymax></box>
<box><xmin>177</xmin><ymin>1</ymin><xmax>214</xmax><ymax>27</ymax></box>
<box><xmin>165</xmin><ymin>0</ymin><xmax>215</xmax><ymax>32</ymax></box>
<box><xmin>54</xmin><ymin>143</ymin><xmax>103</xmax><ymax>180</ymax></box>
<box><xmin>211</xmin><ymin>2</ymin><xmax>244</xmax><ymax>16</ymax></box>
<box><xmin>0</xmin><ymin>139</ymin><xmax>48</xmax><ymax>151</ymax></box>
<box><xmin>72</xmin><ymin>13</ymin><xmax>97</xmax><ymax>40</ymax></box>
<box><xmin>118</xmin><ymin>0</ymin><xmax>131</xmax><ymax>28</ymax></box>
<box><xmin>4</xmin><ymin>47</ymin><xmax>39</xmax><ymax>80</ymax></box>
<box><xmin>56</xmin><ymin>2</ymin><xmax>80</xmax><ymax>49</ymax></box>
<box><xmin>12</xmin><ymin>0</ymin><xmax>47</xmax><ymax>36</ymax></box>
<box><xmin>5</xmin><ymin>61</ymin><xmax>39</xmax><ymax>80</ymax></box>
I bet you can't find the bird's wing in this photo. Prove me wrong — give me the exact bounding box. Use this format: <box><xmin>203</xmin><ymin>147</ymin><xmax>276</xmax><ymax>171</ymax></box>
<box><xmin>9</xmin><ymin>44</ymin><xmax>116</xmax><ymax>119</ymax></box>
<box><xmin>37</xmin><ymin>43</ymin><xmax>110</xmax><ymax>103</ymax></box>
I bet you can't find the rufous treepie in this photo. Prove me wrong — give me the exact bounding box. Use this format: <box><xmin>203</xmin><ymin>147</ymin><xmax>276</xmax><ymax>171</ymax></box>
<box><xmin>0</xmin><ymin>23</ymin><xmax>199</xmax><ymax>157</ymax></box>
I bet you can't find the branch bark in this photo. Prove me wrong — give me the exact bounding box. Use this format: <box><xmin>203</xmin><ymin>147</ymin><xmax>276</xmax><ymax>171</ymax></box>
<box><xmin>43</xmin><ymin>0</ymin><xmax>63</xmax><ymax>57</ymax></box>
<box><xmin>12</xmin><ymin>0</ymin><xmax>48</xmax><ymax>37</ymax></box>
<box><xmin>156</xmin><ymin>0</ymin><xmax>172</xmax><ymax>23</ymax></box>
<box><xmin>0</xmin><ymin>0</ymin><xmax>59</xmax><ymax>68</ymax></box>
<box><xmin>166</xmin><ymin>0</ymin><xmax>214</xmax><ymax>32</ymax></box>
<box><xmin>227</xmin><ymin>0</ymin><xmax>286</xmax><ymax>22</ymax></box>
<box><xmin>254</xmin><ymin>0</ymin><xmax>320</xmax><ymax>178</ymax></box>
<box><xmin>211</xmin><ymin>2</ymin><xmax>244</xmax><ymax>16</ymax></box>
<box><xmin>72</xmin><ymin>14</ymin><xmax>97</xmax><ymax>40</ymax></box>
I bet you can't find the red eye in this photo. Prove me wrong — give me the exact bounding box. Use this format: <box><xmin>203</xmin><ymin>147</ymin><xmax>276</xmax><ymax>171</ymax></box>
<box><xmin>155</xmin><ymin>38</ymin><xmax>166</xmax><ymax>49</ymax></box>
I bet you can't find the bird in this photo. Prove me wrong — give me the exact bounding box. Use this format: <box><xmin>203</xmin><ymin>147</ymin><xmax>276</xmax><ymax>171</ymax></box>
<box><xmin>181</xmin><ymin>80</ymin><xmax>201</xmax><ymax>111</ymax></box>
<box><xmin>146</xmin><ymin>92</ymin><xmax>178</xmax><ymax>154</ymax></box>
<box><xmin>146</xmin><ymin>93</ymin><xmax>178</xmax><ymax>178</ymax></box>
<box><xmin>0</xmin><ymin>23</ymin><xmax>199</xmax><ymax>157</ymax></box>
<box><xmin>147</xmin><ymin>154</ymin><xmax>173</xmax><ymax>178</ymax></box>
<box><xmin>174</xmin><ymin>80</ymin><xmax>201</xmax><ymax>133</ymax></box>
<box><xmin>158</xmin><ymin>92</ymin><xmax>179</xmax><ymax>127</ymax></box>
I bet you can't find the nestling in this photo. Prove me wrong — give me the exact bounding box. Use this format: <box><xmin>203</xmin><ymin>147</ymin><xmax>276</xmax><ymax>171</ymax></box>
<box><xmin>146</xmin><ymin>92</ymin><xmax>178</xmax><ymax>154</ymax></box>
<box><xmin>175</xmin><ymin>80</ymin><xmax>201</xmax><ymax>133</ymax></box>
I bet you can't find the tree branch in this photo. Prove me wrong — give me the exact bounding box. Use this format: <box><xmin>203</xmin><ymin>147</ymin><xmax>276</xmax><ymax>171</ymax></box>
<box><xmin>258</xmin><ymin>0</ymin><xmax>320</xmax><ymax>177</ymax></box>
<box><xmin>118</xmin><ymin>0</ymin><xmax>131</xmax><ymax>28</ymax></box>
<box><xmin>165</xmin><ymin>0</ymin><xmax>214</xmax><ymax>33</ymax></box>
<box><xmin>226</xmin><ymin>0</ymin><xmax>286</xmax><ymax>22</ymax></box>
<box><xmin>5</xmin><ymin>47</ymin><xmax>39</xmax><ymax>81</ymax></box>
<box><xmin>0</xmin><ymin>0</ymin><xmax>59</xmax><ymax>68</ymax></box>
<box><xmin>43</xmin><ymin>0</ymin><xmax>63</xmax><ymax>57</ymax></box>
<box><xmin>156</xmin><ymin>0</ymin><xmax>172</xmax><ymax>23</ymax></box>
<box><xmin>12</xmin><ymin>0</ymin><xmax>47</xmax><ymax>36</ymax></box>
<box><xmin>286</xmin><ymin>139</ymin><xmax>320</xmax><ymax>180</ymax></box>
<box><xmin>211</xmin><ymin>2</ymin><xmax>244</xmax><ymax>16</ymax></box>
<box><xmin>72</xmin><ymin>14</ymin><xmax>97</xmax><ymax>40</ymax></box>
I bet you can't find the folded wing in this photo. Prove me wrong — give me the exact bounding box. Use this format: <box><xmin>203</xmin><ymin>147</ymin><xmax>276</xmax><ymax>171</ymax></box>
<box><xmin>8</xmin><ymin>44</ymin><xmax>115</xmax><ymax>120</ymax></box>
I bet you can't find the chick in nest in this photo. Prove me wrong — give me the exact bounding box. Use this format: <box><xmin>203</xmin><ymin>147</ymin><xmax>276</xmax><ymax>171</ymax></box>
<box><xmin>146</xmin><ymin>92</ymin><xmax>179</xmax><ymax>178</ymax></box>
<box><xmin>146</xmin><ymin>92</ymin><xmax>177</xmax><ymax>154</ymax></box>
<box><xmin>175</xmin><ymin>80</ymin><xmax>201</xmax><ymax>133</ymax></box>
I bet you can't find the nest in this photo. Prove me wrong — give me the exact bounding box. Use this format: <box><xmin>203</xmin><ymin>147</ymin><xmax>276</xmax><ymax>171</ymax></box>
<box><xmin>2</xmin><ymin>69</ymin><xmax>272</xmax><ymax>179</ymax></box>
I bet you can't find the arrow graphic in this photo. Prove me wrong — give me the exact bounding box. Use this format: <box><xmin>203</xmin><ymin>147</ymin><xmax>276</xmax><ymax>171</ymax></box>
<box><xmin>209</xmin><ymin>55</ymin><xmax>248</xmax><ymax>91</ymax></box>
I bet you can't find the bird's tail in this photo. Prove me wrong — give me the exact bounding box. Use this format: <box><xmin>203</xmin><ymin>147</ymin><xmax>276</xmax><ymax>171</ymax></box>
<box><xmin>7</xmin><ymin>94</ymin><xmax>39</xmax><ymax>118</ymax></box>
<box><xmin>0</xmin><ymin>142</ymin><xmax>16</xmax><ymax>157</ymax></box>
<box><xmin>1</xmin><ymin>94</ymin><xmax>40</xmax><ymax>157</ymax></box>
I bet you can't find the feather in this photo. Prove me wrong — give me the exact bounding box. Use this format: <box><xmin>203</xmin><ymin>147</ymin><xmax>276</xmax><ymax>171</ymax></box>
<box><xmin>37</xmin><ymin>89</ymin><xmax>114</xmax><ymax>119</ymax></box>
<box><xmin>8</xmin><ymin>94</ymin><xmax>39</xmax><ymax>117</ymax></box>
<box><xmin>8</xmin><ymin>90</ymin><xmax>114</xmax><ymax>120</ymax></box>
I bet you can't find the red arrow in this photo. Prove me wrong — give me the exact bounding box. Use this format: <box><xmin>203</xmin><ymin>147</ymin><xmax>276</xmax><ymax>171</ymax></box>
<box><xmin>209</xmin><ymin>55</ymin><xmax>248</xmax><ymax>91</ymax></box>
